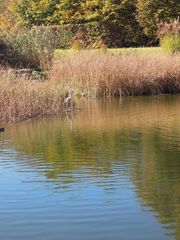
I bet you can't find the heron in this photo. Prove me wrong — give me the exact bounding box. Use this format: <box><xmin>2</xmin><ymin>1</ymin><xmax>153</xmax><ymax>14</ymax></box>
<box><xmin>64</xmin><ymin>89</ymin><xmax>73</xmax><ymax>107</ymax></box>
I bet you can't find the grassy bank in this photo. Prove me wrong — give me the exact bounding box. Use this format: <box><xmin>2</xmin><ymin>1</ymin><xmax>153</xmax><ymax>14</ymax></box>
<box><xmin>54</xmin><ymin>47</ymin><xmax>162</xmax><ymax>59</ymax></box>
<box><xmin>0</xmin><ymin>50</ymin><xmax>180</xmax><ymax>124</ymax></box>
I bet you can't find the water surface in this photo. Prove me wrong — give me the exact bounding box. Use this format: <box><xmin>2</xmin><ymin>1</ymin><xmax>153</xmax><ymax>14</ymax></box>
<box><xmin>0</xmin><ymin>95</ymin><xmax>180</xmax><ymax>240</ymax></box>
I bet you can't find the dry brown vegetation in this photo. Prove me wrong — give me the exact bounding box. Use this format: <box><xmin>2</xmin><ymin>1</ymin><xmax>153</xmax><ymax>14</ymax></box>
<box><xmin>0</xmin><ymin>67</ymin><xmax>65</xmax><ymax>124</ymax></box>
<box><xmin>157</xmin><ymin>19</ymin><xmax>180</xmax><ymax>54</ymax></box>
<box><xmin>157</xmin><ymin>18</ymin><xmax>180</xmax><ymax>38</ymax></box>
<box><xmin>49</xmin><ymin>51</ymin><xmax>180</xmax><ymax>97</ymax></box>
<box><xmin>0</xmin><ymin>51</ymin><xmax>180</xmax><ymax>124</ymax></box>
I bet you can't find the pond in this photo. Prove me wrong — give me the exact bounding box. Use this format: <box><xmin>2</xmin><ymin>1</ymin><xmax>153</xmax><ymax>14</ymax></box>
<box><xmin>0</xmin><ymin>95</ymin><xmax>180</xmax><ymax>240</ymax></box>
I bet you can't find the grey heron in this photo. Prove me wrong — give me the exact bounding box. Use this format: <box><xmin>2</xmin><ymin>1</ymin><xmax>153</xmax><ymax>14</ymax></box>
<box><xmin>64</xmin><ymin>89</ymin><xmax>73</xmax><ymax>107</ymax></box>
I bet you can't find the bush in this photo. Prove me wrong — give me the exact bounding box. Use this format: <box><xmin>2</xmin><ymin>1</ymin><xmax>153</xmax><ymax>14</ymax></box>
<box><xmin>158</xmin><ymin>19</ymin><xmax>180</xmax><ymax>54</ymax></box>
<box><xmin>160</xmin><ymin>35</ymin><xmax>180</xmax><ymax>54</ymax></box>
<box><xmin>0</xmin><ymin>27</ymin><xmax>69</xmax><ymax>71</ymax></box>
<box><xmin>36</xmin><ymin>26</ymin><xmax>73</xmax><ymax>49</ymax></box>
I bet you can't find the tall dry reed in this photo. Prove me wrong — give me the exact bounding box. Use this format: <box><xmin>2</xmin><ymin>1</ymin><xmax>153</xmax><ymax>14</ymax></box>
<box><xmin>0</xmin><ymin>67</ymin><xmax>65</xmax><ymax>124</ymax></box>
<box><xmin>157</xmin><ymin>19</ymin><xmax>180</xmax><ymax>38</ymax></box>
<box><xmin>49</xmin><ymin>51</ymin><xmax>180</xmax><ymax>97</ymax></box>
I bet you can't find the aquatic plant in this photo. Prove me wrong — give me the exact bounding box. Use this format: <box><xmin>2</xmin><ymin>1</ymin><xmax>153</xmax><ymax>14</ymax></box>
<box><xmin>0</xmin><ymin>67</ymin><xmax>65</xmax><ymax>123</ymax></box>
<box><xmin>49</xmin><ymin>51</ymin><xmax>180</xmax><ymax>97</ymax></box>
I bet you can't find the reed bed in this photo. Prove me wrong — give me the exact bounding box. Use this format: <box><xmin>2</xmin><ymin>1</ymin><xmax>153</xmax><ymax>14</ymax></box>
<box><xmin>0</xmin><ymin>67</ymin><xmax>65</xmax><ymax>123</ymax></box>
<box><xmin>0</xmin><ymin>51</ymin><xmax>180</xmax><ymax>124</ymax></box>
<box><xmin>49</xmin><ymin>51</ymin><xmax>180</xmax><ymax>97</ymax></box>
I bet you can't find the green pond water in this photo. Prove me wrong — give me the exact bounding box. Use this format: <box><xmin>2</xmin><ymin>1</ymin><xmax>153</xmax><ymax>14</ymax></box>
<box><xmin>0</xmin><ymin>95</ymin><xmax>180</xmax><ymax>240</ymax></box>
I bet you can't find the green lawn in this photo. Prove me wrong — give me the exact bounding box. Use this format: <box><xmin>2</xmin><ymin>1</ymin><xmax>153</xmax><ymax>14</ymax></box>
<box><xmin>54</xmin><ymin>47</ymin><xmax>162</xmax><ymax>59</ymax></box>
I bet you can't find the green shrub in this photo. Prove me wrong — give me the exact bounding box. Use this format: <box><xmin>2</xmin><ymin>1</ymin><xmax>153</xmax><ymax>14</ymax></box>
<box><xmin>36</xmin><ymin>26</ymin><xmax>73</xmax><ymax>49</ymax></box>
<box><xmin>0</xmin><ymin>26</ymin><xmax>71</xmax><ymax>71</ymax></box>
<box><xmin>158</xmin><ymin>19</ymin><xmax>180</xmax><ymax>54</ymax></box>
<box><xmin>160</xmin><ymin>35</ymin><xmax>180</xmax><ymax>54</ymax></box>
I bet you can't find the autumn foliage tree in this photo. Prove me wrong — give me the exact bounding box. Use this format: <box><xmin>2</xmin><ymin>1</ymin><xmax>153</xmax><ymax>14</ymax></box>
<box><xmin>136</xmin><ymin>0</ymin><xmax>180</xmax><ymax>37</ymax></box>
<box><xmin>0</xmin><ymin>0</ymin><xmax>21</xmax><ymax>31</ymax></box>
<box><xmin>13</xmin><ymin>0</ymin><xmax>148</xmax><ymax>47</ymax></box>
<box><xmin>3</xmin><ymin>0</ymin><xmax>178</xmax><ymax>47</ymax></box>
<box><xmin>15</xmin><ymin>0</ymin><xmax>141</xmax><ymax>26</ymax></box>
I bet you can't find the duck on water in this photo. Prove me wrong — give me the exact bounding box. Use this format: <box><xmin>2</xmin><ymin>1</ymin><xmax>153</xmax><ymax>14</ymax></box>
<box><xmin>0</xmin><ymin>127</ymin><xmax>5</xmax><ymax>133</ymax></box>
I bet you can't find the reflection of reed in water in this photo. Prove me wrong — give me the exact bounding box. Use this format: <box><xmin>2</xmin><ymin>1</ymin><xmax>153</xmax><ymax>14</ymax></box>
<box><xmin>76</xmin><ymin>96</ymin><xmax>180</xmax><ymax>131</ymax></box>
<box><xmin>7</xmin><ymin>95</ymin><xmax>180</xmax><ymax>158</ymax></box>
<box><xmin>6</xmin><ymin>95</ymin><xmax>180</xmax><ymax>177</ymax></box>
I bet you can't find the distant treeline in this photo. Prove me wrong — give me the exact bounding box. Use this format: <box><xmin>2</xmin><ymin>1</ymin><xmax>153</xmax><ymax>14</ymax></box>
<box><xmin>0</xmin><ymin>0</ymin><xmax>179</xmax><ymax>48</ymax></box>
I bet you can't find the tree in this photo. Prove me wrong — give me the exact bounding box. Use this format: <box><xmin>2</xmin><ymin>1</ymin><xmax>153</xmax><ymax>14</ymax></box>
<box><xmin>15</xmin><ymin>0</ymin><xmax>60</xmax><ymax>26</ymax></box>
<box><xmin>14</xmin><ymin>0</ymin><xmax>140</xmax><ymax>26</ymax></box>
<box><xmin>136</xmin><ymin>0</ymin><xmax>180</xmax><ymax>37</ymax></box>
<box><xmin>13</xmin><ymin>0</ymin><xmax>150</xmax><ymax>47</ymax></box>
<box><xmin>0</xmin><ymin>0</ymin><xmax>20</xmax><ymax>30</ymax></box>
<box><xmin>52</xmin><ymin>0</ymin><xmax>82</xmax><ymax>24</ymax></box>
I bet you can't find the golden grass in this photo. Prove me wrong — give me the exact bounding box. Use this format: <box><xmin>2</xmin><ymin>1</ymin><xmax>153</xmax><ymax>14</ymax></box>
<box><xmin>0</xmin><ymin>67</ymin><xmax>65</xmax><ymax>124</ymax></box>
<box><xmin>50</xmin><ymin>51</ymin><xmax>180</xmax><ymax>97</ymax></box>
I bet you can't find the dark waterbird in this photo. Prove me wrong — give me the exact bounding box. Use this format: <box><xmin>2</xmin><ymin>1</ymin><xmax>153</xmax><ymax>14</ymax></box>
<box><xmin>0</xmin><ymin>127</ymin><xmax>5</xmax><ymax>133</ymax></box>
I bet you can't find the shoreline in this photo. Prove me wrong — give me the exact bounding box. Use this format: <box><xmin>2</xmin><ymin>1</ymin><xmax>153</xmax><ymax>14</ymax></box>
<box><xmin>0</xmin><ymin>51</ymin><xmax>179</xmax><ymax>124</ymax></box>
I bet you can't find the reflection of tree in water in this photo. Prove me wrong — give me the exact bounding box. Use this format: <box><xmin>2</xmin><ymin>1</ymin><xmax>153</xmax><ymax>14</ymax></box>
<box><xmin>9</xmin><ymin>121</ymin><xmax>133</xmax><ymax>177</ymax></box>
<box><xmin>5</xmin><ymin>95</ymin><xmax>180</xmax><ymax>239</ymax></box>
<box><xmin>130</xmin><ymin>131</ymin><xmax>180</xmax><ymax>239</ymax></box>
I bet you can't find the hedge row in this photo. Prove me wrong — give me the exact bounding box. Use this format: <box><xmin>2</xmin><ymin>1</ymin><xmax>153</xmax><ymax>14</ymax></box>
<box><xmin>45</xmin><ymin>21</ymin><xmax>154</xmax><ymax>49</ymax></box>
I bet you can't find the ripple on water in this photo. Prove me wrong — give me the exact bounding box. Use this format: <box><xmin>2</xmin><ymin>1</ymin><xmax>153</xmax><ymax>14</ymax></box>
<box><xmin>0</xmin><ymin>95</ymin><xmax>180</xmax><ymax>240</ymax></box>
